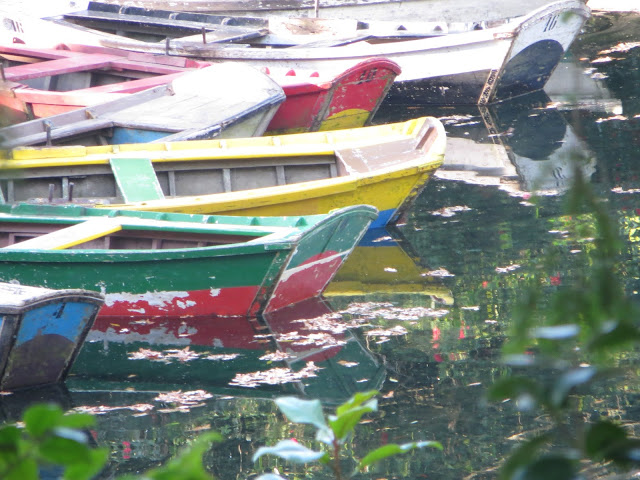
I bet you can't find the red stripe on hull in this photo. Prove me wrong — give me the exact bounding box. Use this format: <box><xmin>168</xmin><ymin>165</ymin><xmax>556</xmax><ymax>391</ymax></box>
<box><xmin>99</xmin><ymin>285</ymin><xmax>261</xmax><ymax>318</ymax></box>
<box><xmin>265</xmin><ymin>251</ymin><xmax>345</xmax><ymax>313</ymax></box>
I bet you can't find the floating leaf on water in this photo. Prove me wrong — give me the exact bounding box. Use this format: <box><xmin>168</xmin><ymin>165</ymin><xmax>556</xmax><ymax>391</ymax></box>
<box><xmin>337</xmin><ymin>360</ymin><xmax>359</xmax><ymax>368</ymax></box>
<box><xmin>74</xmin><ymin>404</ymin><xmax>154</xmax><ymax>415</ymax></box>
<box><xmin>430</xmin><ymin>205</ymin><xmax>472</xmax><ymax>218</ymax></box>
<box><xmin>595</xmin><ymin>115</ymin><xmax>628</xmax><ymax>123</ymax></box>
<box><xmin>591</xmin><ymin>56</ymin><xmax>613</xmax><ymax>63</ymax></box>
<box><xmin>204</xmin><ymin>353</ymin><xmax>241</xmax><ymax>361</ymax></box>
<box><xmin>366</xmin><ymin>326</ymin><xmax>408</xmax><ymax>337</ymax></box>
<box><xmin>259</xmin><ymin>351</ymin><xmax>295</xmax><ymax>361</ymax></box>
<box><xmin>154</xmin><ymin>390</ymin><xmax>213</xmax><ymax>406</ymax></box>
<box><xmin>424</xmin><ymin>268</ymin><xmax>455</xmax><ymax>277</ymax></box>
<box><xmin>598</xmin><ymin>41</ymin><xmax>640</xmax><ymax>55</ymax></box>
<box><xmin>229</xmin><ymin>362</ymin><xmax>321</xmax><ymax>388</ymax></box>
<box><xmin>495</xmin><ymin>264</ymin><xmax>521</xmax><ymax>273</ymax></box>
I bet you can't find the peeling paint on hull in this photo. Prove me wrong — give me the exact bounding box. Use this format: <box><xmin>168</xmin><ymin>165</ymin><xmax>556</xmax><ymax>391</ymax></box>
<box><xmin>101</xmin><ymin>286</ymin><xmax>262</xmax><ymax>317</ymax></box>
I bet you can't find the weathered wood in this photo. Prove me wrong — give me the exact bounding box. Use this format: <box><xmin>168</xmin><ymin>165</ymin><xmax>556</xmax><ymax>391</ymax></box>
<box><xmin>110</xmin><ymin>157</ymin><xmax>165</xmax><ymax>202</ymax></box>
<box><xmin>64</xmin><ymin>8</ymin><xmax>269</xmax><ymax>43</ymax></box>
<box><xmin>4</xmin><ymin>218</ymin><xmax>123</xmax><ymax>250</ymax></box>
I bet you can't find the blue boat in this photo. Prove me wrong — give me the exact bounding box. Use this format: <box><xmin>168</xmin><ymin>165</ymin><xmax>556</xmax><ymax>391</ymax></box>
<box><xmin>0</xmin><ymin>283</ymin><xmax>104</xmax><ymax>391</ymax></box>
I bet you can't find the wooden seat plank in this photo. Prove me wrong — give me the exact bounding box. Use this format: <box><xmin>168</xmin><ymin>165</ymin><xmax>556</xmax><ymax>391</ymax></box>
<box><xmin>110</xmin><ymin>157</ymin><xmax>165</xmax><ymax>202</ymax></box>
<box><xmin>4</xmin><ymin>218</ymin><xmax>122</xmax><ymax>250</ymax></box>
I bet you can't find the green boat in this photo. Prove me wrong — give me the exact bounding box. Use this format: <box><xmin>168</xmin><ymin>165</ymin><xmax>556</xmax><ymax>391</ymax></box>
<box><xmin>0</xmin><ymin>203</ymin><xmax>377</xmax><ymax>318</ymax></box>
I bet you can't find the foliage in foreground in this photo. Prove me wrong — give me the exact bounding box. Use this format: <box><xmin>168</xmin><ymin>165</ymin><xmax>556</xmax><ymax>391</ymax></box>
<box><xmin>252</xmin><ymin>390</ymin><xmax>442</xmax><ymax>480</ymax></box>
<box><xmin>0</xmin><ymin>402</ymin><xmax>221</xmax><ymax>480</ymax></box>
<box><xmin>0</xmin><ymin>390</ymin><xmax>438</xmax><ymax>480</ymax></box>
<box><xmin>488</xmin><ymin>172</ymin><xmax>640</xmax><ymax>479</ymax></box>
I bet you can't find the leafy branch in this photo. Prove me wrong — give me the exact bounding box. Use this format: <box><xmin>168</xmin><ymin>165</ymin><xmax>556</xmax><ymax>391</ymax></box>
<box><xmin>252</xmin><ymin>390</ymin><xmax>442</xmax><ymax>480</ymax></box>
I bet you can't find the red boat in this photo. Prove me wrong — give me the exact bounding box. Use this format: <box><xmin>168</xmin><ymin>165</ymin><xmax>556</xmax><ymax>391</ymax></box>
<box><xmin>0</xmin><ymin>43</ymin><xmax>400</xmax><ymax>133</ymax></box>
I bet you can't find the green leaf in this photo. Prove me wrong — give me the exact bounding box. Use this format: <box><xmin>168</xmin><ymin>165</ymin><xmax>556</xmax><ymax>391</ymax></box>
<box><xmin>5</xmin><ymin>457</ymin><xmax>38</xmax><ymax>480</ymax></box>
<box><xmin>58</xmin><ymin>413</ymin><xmax>96</xmax><ymax>430</ymax></box>
<box><xmin>584</xmin><ymin>420</ymin><xmax>640</xmax><ymax>467</ymax></box>
<box><xmin>499</xmin><ymin>435</ymin><xmax>550</xmax><ymax>480</ymax></box>
<box><xmin>252</xmin><ymin>440</ymin><xmax>326</xmax><ymax>464</ymax></box>
<box><xmin>274</xmin><ymin>397</ymin><xmax>327</xmax><ymax>430</ymax></box>
<box><xmin>39</xmin><ymin>436</ymin><xmax>92</xmax><ymax>465</ymax></box>
<box><xmin>531</xmin><ymin>324</ymin><xmax>580</xmax><ymax>340</ymax></box>
<box><xmin>142</xmin><ymin>431</ymin><xmax>221</xmax><ymax>480</ymax></box>
<box><xmin>487</xmin><ymin>377</ymin><xmax>541</xmax><ymax>404</ymax></box>
<box><xmin>314</xmin><ymin>425</ymin><xmax>335</xmax><ymax>446</ymax></box>
<box><xmin>550</xmin><ymin>367</ymin><xmax>597</xmax><ymax>408</ymax></box>
<box><xmin>585</xmin><ymin>420</ymin><xmax>627</xmax><ymax>460</ymax></box>
<box><xmin>358</xmin><ymin>441</ymin><xmax>443</xmax><ymax>469</ymax></box>
<box><xmin>512</xmin><ymin>456</ymin><xmax>576</xmax><ymax>480</ymax></box>
<box><xmin>329</xmin><ymin>399</ymin><xmax>377</xmax><ymax>441</ymax></box>
<box><xmin>336</xmin><ymin>391</ymin><xmax>378</xmax><ymax>417</ymax></box>
<box><xmin>0</xmin><ymin>425</ymin><xmax>21</xmax><ymax>447</ymax></box>
<box><xmin>23</xmin><ymin>404</ymin><xmax>63</xmax><ymax>437</ymax></box>
<box><xmin>589</xmin><ymin>322</ymin><xmax>640</xmax><ymax>352</ymax></box>
<box><xmin>63</xmin><ymin>447</ymin><xmax>109</xmax><ymax>480</ymax></box>
<box><xmin>53</xmin><ymin>427</ymin><xmax>90</xmax><ymax>445</ymax></box>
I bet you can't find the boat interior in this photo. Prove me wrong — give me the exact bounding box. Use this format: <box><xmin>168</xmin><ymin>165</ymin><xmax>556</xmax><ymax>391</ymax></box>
<box><xmin>0</xmin><ymin>47</ymin><xmax>180</xmax><ymax>93</ymax></box>
<box><xmin>0</xmin><ymin>217</ymin><xmax>267</xmax><ymax>251</ymax></box>
<box><xmin>0</xmin><ymin>126</ymin><xmax>431</xmax><ymax>206</ymax></box>
<box><xmin>52</xmin><ymin>1</ymin><xmax>492</xmax><ymax>48</ymax></box>
<box><xmin>0</xmin><ymin>153</ymin><xmax>338</xmax><ymax>205</ymax></box>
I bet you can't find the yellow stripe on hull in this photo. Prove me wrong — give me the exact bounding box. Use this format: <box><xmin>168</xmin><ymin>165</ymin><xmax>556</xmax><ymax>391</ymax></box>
<box><xmin>112</xmin><ymin>162</ymin><xmax>439</xmax><ymax>220</ymax></box>
<box><xmin>0</xmin><ymin>117</ymin><xmax>446</xmax><ymax>228</ymax></box>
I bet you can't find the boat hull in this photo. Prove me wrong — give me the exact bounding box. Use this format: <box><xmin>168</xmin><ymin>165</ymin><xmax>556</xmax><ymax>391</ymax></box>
<box><xmin>1</xmin><ymin>118</ymin><xmax>444</xmax><ymax>229</ymax></box>
<box><xmin>0</xmin><ymin>44</ymin><xmax>397</xmax><ymax>133</ymax></box>
<box><xmin>0</xmin><ymin>283</ymin><xmax>103</xmax><ymax>390</ymax></box>
<box><xmin>194</xmin><ymin>1</ymin><xmax>590</xmax><ymax>105</ymax></box>
<box><xmin>0</xmin><ymin>204</ymin><xmax>377</xmax><ymax>318</ymax></box>
<box><xmin>264</xmin><ymin>58</ymin><xmax>400</xmax><ymax>134</ymax></box>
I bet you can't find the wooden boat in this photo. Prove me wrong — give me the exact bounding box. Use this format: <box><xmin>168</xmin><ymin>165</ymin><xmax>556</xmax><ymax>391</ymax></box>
<box><xmin>15</xmin><ymin>0</ymin><xmax>592</xmax><ymax>105</ymax></box>
<box><xmin>0</xmin><ymin>45</ymin><xmax>210</xmax><ymax>125</ymax></box>
<box><xmin>0</xmin><ymin>282</ymin><xmax>103</xmax><ymax>390</ymax></box>
<box><xmin>0</xmin><ymin>117</ymin><xmax>445</xmax><ymax>228</ymax></box>
<box><xmin>0</xmin><ymin>44</ymin><xmax>400</xmax><ymax>133</ymax></box>
<box><xmin>0</xmin><ymin>203</ymin><xmax>377</xmax><ymax>318</ymax></box>
<box><xmin>73</xmin><ymin>297</ymin><xmax>385</xmax><ymax>398</ymax></box>
<box><xmin>0</xmin><ymin>64</ymin><xmax>286</xmax><ymax>147</ymax></box>
<box><xmin>74</xmin><ymin>0</ymin><xmax>580</xmax><ymax>24</ymax></box>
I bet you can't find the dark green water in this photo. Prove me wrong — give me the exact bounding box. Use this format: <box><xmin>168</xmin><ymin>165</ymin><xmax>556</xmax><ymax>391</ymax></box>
<box><xmin>7</xmin><ymin>12</ymin><xmax>640</xmax><ymax>480</ymax></box>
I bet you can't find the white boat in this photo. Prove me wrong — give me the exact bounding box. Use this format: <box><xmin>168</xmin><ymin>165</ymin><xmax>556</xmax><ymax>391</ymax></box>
<box><xmin>70</xmin><ymin>0</ymin><xmax>584</xmax><ymax>24</ymax></box>
<box><xmin>0</xmin><ymin>0</ymin><xmax>590</xmax><ymax>105</ymax></box>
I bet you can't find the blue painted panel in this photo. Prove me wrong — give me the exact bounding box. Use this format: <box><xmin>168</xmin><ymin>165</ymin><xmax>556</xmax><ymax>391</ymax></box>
<box><xmin>370</xmin><ymin>208</ymin><xmax>396</xmax><ymax>229</ymax></box>
<box><xmin>358</xmin><ymin>228</ymin><xmax>398</xmax><ymax>248</ymax></box>
<box><xmin>14</xmin><ymin>301</ymin><xmax>97</xmax><ymax>346</ymax></box>
<box><xmin>111</xmin><ymin>127</ymin><xmax>169</xmax><ymax>144</ymax></box>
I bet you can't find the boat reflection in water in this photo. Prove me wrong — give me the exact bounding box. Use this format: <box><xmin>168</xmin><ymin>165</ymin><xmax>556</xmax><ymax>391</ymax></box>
<box><xmin>69</xmin><ymin>296</ymin><xmax>384</xmax><ymax>401</ymax></box>
<box><xmin>325</xmin><ymin>227</ymin><xmax>453</xmax><ymax>306</ymax></box>
<box><xmin>376</xmin><ymin>90</ymin><xmax>597</xmax><ymax>195</ymax></box>
<box><xmin>0</xmin><ymin>229</ymin><xmax>454</xmax><ymax>476</ymax></box>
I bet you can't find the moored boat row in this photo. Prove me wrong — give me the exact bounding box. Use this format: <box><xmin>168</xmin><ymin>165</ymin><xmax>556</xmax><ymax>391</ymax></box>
<box><xmin>0</xmin><ymin>0</ymin><xmax>590</xmax><ymax>390</ymax></box>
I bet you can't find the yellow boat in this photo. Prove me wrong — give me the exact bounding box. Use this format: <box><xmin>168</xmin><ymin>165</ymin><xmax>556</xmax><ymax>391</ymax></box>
<box><xmin>0</xmin><ymin>117</ymin><xmax>445</xmax><ymax>228</ymax></box>
<box><xmin>324</xmin><ymin>227</ymin><xmax>454</xmax><ymax>304</ymax></box>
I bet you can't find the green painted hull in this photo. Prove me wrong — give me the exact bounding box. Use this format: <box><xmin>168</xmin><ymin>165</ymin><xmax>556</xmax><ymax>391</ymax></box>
<box><xmin>0</xmin><ymin>203</ymin><xmax>377</xmax><ymax>317</ymax></box>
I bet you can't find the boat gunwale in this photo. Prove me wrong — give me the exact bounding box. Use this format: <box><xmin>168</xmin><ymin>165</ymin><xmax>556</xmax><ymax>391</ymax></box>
<box><xmin>0</xmin><ymin>204</ymin><xmax>378</xmax><ymax>260</ymax></box>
